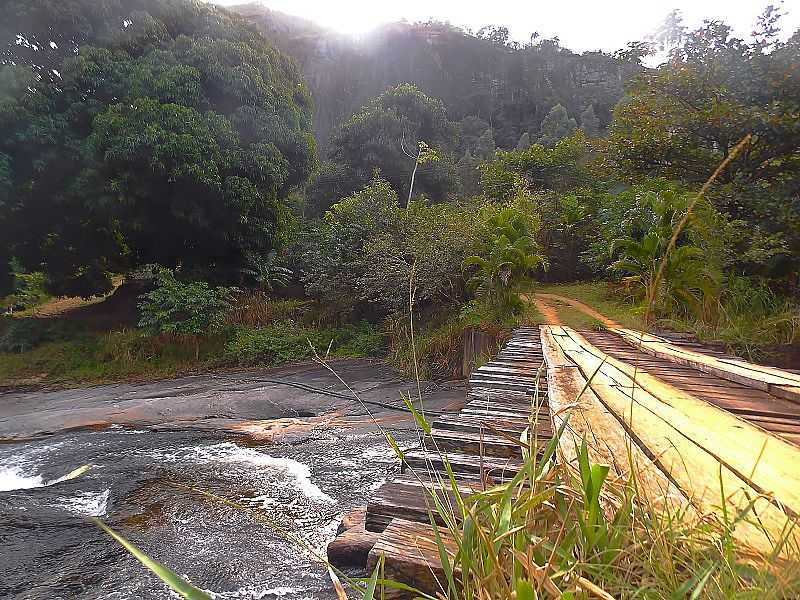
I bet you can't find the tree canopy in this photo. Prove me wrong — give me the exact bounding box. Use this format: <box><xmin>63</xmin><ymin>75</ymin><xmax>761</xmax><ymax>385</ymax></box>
<box><xmin>602</xmin><ymin>12</ymin><xmax>800</xmax><ymax>278</ymax></box>
<box><xmin>316</xmin><ymin>84</ymin><xmax>458</xmax><ymax>209</ymax></box>
<box><xmin>0</xmin><ymin>0</ymin><xmax>315</xmax><ymax>296</ymax></box>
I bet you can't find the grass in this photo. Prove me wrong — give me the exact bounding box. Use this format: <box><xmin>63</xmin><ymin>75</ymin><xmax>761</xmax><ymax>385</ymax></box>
<box><xmin>380</xmin><ymin>379</ymin><xmax>800</xmax><ymax>600</ymax></box>
<box><xmin>0</xmin><ymin>324</ymin><xmax>229</xmax><ymax>386</ymax></box>
<box><xmin>386</xmin><ymin>295</ymin><xmax>544</xmax><ymax>379</ymax></box>
<box><xmin>536</xmin><ymin>281</ymin><xmax>647</xmax><ymax>330</ymax></box>
<box><xmin>0</xmin><ymin>313</ymin><xmax>385</xmax><ymax>388</ymax></box>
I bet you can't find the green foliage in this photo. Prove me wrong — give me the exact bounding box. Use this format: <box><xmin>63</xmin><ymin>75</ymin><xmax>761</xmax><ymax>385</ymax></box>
<box><xmin>607</xmin><ymin>187</ymin><xmax>719</xmax><ymax>321</ymax></box>
<box><xmin>662</xmin><ymin>275</ymin><xmax>800</xmax><ymax>360</ymax></box>
<box><xmin>463</xmin><ymin>206</ymin><xmax>546</xmax><ymax>315</ymax></box>
<box><xmin>0</xmin><ymin>318</ymin><xmax>72</xmax><ymax>353</ymax></box>
<box><xmin>137</xmin><ymin>268</ymin><xmax>234</xmax><ymax>338</ymax></box>
<box><xmin>0</xmin><ymin>0</ymin><xmax>315</xmax><ymax>296</ymax></box>
<box><xmin>300</xmin><ymin>176</ymin><xmax>498</xmax><ymax>316</ymax></box>
<box><xmin>0</xmin><ymin>326</ymin><xmax>229</xmax><ymax>386</ymax></box>
<box><xmin>241</xmin><ymin>250</ymin><xmax>293</xmax><ymax>292</ymax></box>
<box><xmin>299</xmin><ymin>177</ymin><xmax>402</xmax><ymax>315</ymax></box>
<box><xmin>1</xmin><ymin>261</ymin><xmax>50</xmax><ymax>311</ymax></box>
<box><xmin>480</xmin><ymin>132</ymin><xmax>592</xmax><ymax>201</ymax></box>
<box><xmin>602</xmin><ymin>15</ymin><xmax>800</xmax><ymax>277</ymax></box>
<box><xmin>225</xmin><ymin>321</ymin><xmax>385</xmax><ymax>365</ymax></box>
<box><xmin>538</xmin><ymin>103</ymin><xmax>577</xmax><ymax>148</ymax></box>
<box><xmin>322</xmin><ymin>84</ymin><xmax>458</xmax><ymax>202</ymax></box>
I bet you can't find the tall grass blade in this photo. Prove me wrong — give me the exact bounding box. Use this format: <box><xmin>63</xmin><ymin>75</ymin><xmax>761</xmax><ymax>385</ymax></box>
<box><xmin>91</xmin><ymin>518</ymin><xmax>211</xmax><ymax>599</ymax></box>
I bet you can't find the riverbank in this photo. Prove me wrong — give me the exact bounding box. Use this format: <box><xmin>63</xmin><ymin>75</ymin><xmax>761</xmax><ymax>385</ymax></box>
<box><xmin>0</xmin><ymin>359</ymin><xmax>464</xmax><ymax>598</ymax></box>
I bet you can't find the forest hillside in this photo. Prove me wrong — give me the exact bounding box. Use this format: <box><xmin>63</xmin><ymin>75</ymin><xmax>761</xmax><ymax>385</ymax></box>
<box><xmin>231</xmin><ymin>2</ymin><xmax>640</xmax><ymax>150</ymax></box>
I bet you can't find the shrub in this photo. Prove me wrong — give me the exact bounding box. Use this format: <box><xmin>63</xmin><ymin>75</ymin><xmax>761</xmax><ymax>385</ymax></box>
<box><xmin>299</xmin><ymin>175</ymin><xmax>497</xmax><ymax>317</ymax></box>
<box><xmin>137</xmin><ymin>268</ymin><xmax>235</xmax><ymax>358</ymax></box>
<box><xmin>0</xmin><ymin>318</ymin><xmax>78</xmax><ymax>353</ymax></box>
<box><xmin>225</xmin><ymin>321</ymin><xmax>385</xmax><ymax>365</ymax></box>
<box><xmin>463</xmin><ymin>205</ymin><xmax>546</xmax><ymax>317</ymax></box>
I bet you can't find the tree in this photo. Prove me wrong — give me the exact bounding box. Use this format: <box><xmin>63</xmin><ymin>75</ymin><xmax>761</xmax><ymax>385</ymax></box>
<box><xmin>0</xmin><ymin>0</ymin><xmax>315</xmax><ymax>296</ymax></box>
<box><xmin>480</xmin><ymin>132</ymin><xmax>592</xmax><ymax>201</ymax></box>
<box><xmin>463</xmin><ymin>206</ymin><xmax>546</xmax><ymax>314</ymax></box>
<box><xmin>602</xmin><ymin>13</ymin><xmax>800</xmax><ymax>280</ymax></box>
<box><xmin>538</xmin><ymin>104</ymin><xmax>578</xmax><ymax>148</ymax></box>
<box><xmin>607</xmin><ymin>188</ymin><xmax>719</xmax><ymax>321</ymax></box>
<box><xmin>474</xmin><ymin>128</ymin><xmax>497</xmax><ymax>160</ymax></box>
<box><xmin>579</xmin><ymin>105</ymin><xmax>601</xmax><ymax>137</ymax></box>
<box><xmin>327</xmin><ymin>84</ymin><xmax>458</xmax><ymax>202</ymax></box>
<box><xmin>457</xmin><ymin>150</ymin><xmax>482</xmax><ymax>198</ymax></box>
<box><xmin>515</xmin><ymin>132</ymin><xmax>532</xmax><ymax>150</ymax></box>
<box><xmin>299</xmin><ymin>177</ymin><xmax>402</xmax><ymax>316</ymax></box>
<box><xmin>477</xmin><ymin>25</ymin><xmax>510</xmax><ymax>47</ymax></box>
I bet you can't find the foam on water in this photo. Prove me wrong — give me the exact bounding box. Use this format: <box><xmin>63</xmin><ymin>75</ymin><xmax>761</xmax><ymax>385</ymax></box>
<box><xmin>147</xmin><ymin>442</ymin><xmax>335</xmax><ymax>504</ymax></box>
<box><xmin>0</xmin><ymin>466</ymin><xmax>45</xmax><ymax>491</ymax></box>
<box><xmin>209</xmin><ymin>585</ymin><xmax>307</xmax><ymax>599</ymax></box>
<box><xmin>55</xmin><ymin>488</ymin><xmax>110</xmax><ymax>516</ymax></box>
<box><xmin>0</xmin><ymin>464</ymin><xmax>92</xmax><ymax>492</ymax></box>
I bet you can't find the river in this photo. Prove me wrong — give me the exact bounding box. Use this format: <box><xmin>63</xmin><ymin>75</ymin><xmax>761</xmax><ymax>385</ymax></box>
<box><xmin>0</xmin><ymin>360</ymin><xmax>463</xmax><ymax>599</ymax></box>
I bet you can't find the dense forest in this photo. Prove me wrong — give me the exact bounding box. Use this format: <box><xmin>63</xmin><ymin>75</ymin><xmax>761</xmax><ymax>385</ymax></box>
<box><xmin>1</xmin><ymin>0</ymin><xmax>798</xmax><ymax>382</ymax></box>
<box><xmin>3</xmin><ymin>2</ymin><xmax>800</xmax><ymax>597</ymax></box>
<box><xmin>232</xmin><ymin>3</ymin><xmax>640</xmax><ymax>149</ymax></box>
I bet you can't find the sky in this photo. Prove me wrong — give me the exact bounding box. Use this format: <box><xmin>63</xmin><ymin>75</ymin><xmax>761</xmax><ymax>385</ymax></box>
<box><xmin>212</xmin><ymin>0</ymin><xmax>800</xmax><ymax>54</ymax></box>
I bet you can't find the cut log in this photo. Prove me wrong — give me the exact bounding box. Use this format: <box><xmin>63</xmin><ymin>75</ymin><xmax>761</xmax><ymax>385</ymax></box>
<box><xmin>367</xmin><ymin>518</ymin><xmax>459</xmax><ymax>599</ymax></box>
<box><xmin>541</xmin><ymin>326</ymin><xmax>688</xmax><ymax>512</ymax></box>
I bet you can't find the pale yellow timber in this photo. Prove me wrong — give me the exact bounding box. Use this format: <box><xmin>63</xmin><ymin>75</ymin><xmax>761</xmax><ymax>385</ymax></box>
<box><xmin>549</xmin><ymin>326</ymin><xmax>800</xmax><ymax>554</ymax></box>
<box><xmin>540</xmin><ymin>326</ymin><xmax>689</xmax><ymax>514</ymax></box>
<box><xmin>613</xmin><ymin>328</ymin><xmax>800</xmax><ymax>404</ymax></box>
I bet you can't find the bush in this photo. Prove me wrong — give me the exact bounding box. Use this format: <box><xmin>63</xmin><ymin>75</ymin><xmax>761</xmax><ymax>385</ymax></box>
<box><xmin>298</xmin><ymin>175</ymin><xmax>505</xmax><ymax>318</ymax></box>
<box><xmin>138</xmin><ymin>268</ymin><xmax>235</xmax><ymax>359</ymax></box>
<box><xmin>1</xmin><ymin>263</ymin><xmax>50</xmax><ymax>312</ymax></box>
<box><xmin>225</xmin><ymin>321</ymin><xmax>385</xmax><ymax>365</ymax></box>
<box><xmin>138</xmin><ymin>268</ymin><xmax>234</xmax><ymax>336</ymax></box>
<box><xmin>0</xmin><ymin>318</ymin><xmax>74</xmax><ymax>353</ymax></box>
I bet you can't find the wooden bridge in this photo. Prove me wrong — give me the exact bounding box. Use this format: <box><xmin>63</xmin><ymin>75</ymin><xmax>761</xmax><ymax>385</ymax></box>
<box><xmin>329</xmin><ymin>325</ymin><xmax>800</xmax><ymax>595</ymax></box>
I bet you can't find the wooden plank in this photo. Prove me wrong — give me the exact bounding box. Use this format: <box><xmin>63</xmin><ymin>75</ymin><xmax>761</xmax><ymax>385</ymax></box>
<box><xmin>540</xmin><ymin>326</ymin><xmax>687</xmax><ymax>511</ymax></box>
<box><xmin>613</xmin><ymin>328</ymin><xmax>800</xmax><ymax>403</ymax></box>
<box><xmin>367</xmin><ymin>518</ymin><xmax>458</xmax><ymax>598</ymax></box>
<box><xmin>366</xmin><ymin>480</ymin><xmax>469</xmax><ymax>532</ymax></box>
<box><xmin>429</xmin><ymin>428</ymin><xmax>523</xmax><ymax>458</ymax></box>
<box><xmin>403</xmin><ymin>449</ymin><xmax>524</xmax><ymax>478</ymax></box>
<box><xmin>554</xmin><ymin>327</ymin><xmax>800</xmax><ymax>554</ymax></box>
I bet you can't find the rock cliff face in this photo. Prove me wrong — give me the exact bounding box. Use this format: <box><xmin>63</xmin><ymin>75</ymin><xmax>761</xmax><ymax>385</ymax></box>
<box><xmin>231</xmin><ymin>3</ymin><xmax>639</xmax><ymax>151</ymax></box>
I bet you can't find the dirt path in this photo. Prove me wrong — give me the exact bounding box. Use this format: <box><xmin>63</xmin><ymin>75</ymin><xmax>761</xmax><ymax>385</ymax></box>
<box><xmin>529</xmin><ymin>294</ymin><xmax>562</xmax><ymax>325</ymax></box>
<box><xmin>527</xmin><ymin>292</ymin><xmax>622</xmax><ymax>328</ymax></box>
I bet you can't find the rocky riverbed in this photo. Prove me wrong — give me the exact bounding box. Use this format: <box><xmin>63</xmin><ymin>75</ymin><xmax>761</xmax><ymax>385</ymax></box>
<box><xmin>0</xmin><ymin>359</ymin><xmax>463</xmax><ymax>599</ymax></box>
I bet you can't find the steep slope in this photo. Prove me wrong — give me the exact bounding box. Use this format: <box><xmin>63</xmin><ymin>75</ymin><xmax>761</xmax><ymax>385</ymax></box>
<box><xmin>231</xmin><ymin>3</ymin><xmax>641</xmax><ymax>150</ymax></box>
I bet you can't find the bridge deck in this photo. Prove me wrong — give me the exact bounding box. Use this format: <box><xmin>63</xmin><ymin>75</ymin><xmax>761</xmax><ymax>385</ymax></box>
<box><xmin>330</xmin><ymin>325</ymin><xmax>800</xmax><ymax>596</ymax></box>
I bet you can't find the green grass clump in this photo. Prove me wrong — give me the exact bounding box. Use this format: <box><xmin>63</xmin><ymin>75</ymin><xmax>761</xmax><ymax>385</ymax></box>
<box><xmin>385</xmin><ymin>296</ymin><xmax>542</xmax><ymax>380</ymax></box>
<box><xmin>225</xmin><ymin>320</ymin><xmax>385</xmax><ymax>365</ymax></box>
<box><xmin>0</xmin><ymin>326</ymin><xmax>227</xmax><ymax>386</ymax></box>
<box><xmin>383</xmin><ymin>390</ymin><xmax>800</xmax><ymax>600</ymax></box>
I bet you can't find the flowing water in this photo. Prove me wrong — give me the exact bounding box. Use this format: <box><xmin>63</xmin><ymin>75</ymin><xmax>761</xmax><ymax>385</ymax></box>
<box><xmin>0</xmin><ymin>425</ymin><xmax>411</xmax><ymax>599</ymax></box>
<box><xmin>0</xmin><ymin>362</ymin><xmax>461</xmax><ymax>599</ymax></box>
